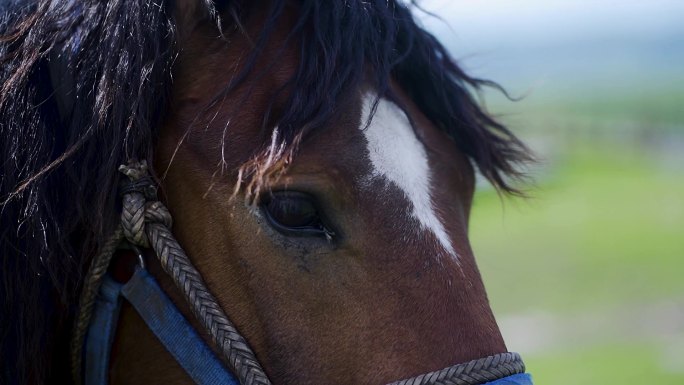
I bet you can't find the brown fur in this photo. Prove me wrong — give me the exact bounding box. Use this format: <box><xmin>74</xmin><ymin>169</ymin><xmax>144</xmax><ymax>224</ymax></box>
<box><xmin>109</xmin><ymin>2</ymin><xmax>506</xmax><ymax>385</ymax></box>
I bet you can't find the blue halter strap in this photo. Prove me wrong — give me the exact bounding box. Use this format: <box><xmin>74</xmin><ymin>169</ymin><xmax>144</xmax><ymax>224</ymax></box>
<box><xmin>484</xmin><ymin>373</ymin><xmax>533</xmax><ymax>385</ymax></box>
<box><xmin>84</xmin><ymin>268</ymin><xmax>238</xmax><ymax>385</ymax></box>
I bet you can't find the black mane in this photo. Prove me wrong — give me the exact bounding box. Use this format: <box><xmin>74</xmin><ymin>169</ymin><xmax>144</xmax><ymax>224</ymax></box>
<box><xmin>0</xmin><ymin>1</ymin><xmax>530</xmax><ymax>383</ymax></box>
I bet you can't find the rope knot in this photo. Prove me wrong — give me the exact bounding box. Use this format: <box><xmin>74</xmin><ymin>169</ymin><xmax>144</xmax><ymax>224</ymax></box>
<box><xmin>119</xmin><ymin>160</ymin><xmax>172</xmax><ymax>247</ymax></box>
<box><xmin>119</xmin><ymin>160</ymin><xmax>157</xmax><ymax>200</ymax></box>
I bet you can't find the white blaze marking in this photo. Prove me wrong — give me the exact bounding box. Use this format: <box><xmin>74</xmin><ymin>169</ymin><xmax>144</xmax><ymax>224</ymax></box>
<box><xmin>359</xmin><ymin>94</ymin><xmax>457</xmax><ymax>259</ymax></box>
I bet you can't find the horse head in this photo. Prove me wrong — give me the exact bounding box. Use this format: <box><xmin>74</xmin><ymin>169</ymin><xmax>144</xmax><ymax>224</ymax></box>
<box><xmin>0</xmin><ymin>1</ymin><xmax>531</xmax><ymax>384</ymax></box>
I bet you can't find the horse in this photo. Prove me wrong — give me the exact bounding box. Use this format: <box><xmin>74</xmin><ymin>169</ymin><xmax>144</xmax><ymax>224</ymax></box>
<box><xmin>0</xmin><ymin>1</ymin><xmax>533</xmax><ymax>384</ymax></box>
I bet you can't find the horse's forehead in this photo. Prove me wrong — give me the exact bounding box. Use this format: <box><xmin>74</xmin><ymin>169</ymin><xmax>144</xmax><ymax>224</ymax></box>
<box><xmin>357</xmin><ymin>94</ymin><xmax>457</xmax><ymax>260</ymax></box>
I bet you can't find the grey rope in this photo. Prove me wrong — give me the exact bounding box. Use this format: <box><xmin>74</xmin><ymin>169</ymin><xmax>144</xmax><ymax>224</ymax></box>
<box><xmin>71</xmin><ymin>160</ymin><xmax>270</xmax><ymax>385</ymax></box>
<box><xmin>70</xmin><ymin>226</ymin><xmax>124</xmax><ymax>385</ymax></box>
<box><xmin>118</xmin><ymin>160</ymin><xmax>271</xmax><ymax>385</ymax></box>
<box><xmin>387</xmin><ymin>352</ymin><xmax>525</xmax><ymax>385</ymax></box>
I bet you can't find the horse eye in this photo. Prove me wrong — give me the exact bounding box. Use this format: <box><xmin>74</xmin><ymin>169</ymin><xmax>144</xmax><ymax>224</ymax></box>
<box><xmin>261</xmin><ymin>192</ymin><xmax>329</xmax><ymax>237</ymax></box>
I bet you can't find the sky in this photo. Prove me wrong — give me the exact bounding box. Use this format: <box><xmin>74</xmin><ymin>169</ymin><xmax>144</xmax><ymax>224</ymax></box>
<box><xmin>415</xmin><ymin>0</ymin><xmax>684</xmax><ymax>96</ymax></box>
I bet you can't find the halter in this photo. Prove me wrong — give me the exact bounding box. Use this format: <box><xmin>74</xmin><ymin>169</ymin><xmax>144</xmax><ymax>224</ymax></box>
<box><xmin>71</xmin><ymin>161</ymin><xmax>532</xmax><ymax>385</ymax></box>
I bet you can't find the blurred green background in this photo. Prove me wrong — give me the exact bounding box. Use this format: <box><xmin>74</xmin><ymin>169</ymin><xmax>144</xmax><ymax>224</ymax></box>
<box><xmin>421</xmin><ymin>1</ymin><xmax>684</xmax><ymax>383</ymax></box>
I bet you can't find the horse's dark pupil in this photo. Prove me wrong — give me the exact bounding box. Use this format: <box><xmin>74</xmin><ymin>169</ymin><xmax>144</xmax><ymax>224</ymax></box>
<box><xmin>267</xmin><ymin>196</ymin><xmax>318</xmax><ymax>228</ymax></box>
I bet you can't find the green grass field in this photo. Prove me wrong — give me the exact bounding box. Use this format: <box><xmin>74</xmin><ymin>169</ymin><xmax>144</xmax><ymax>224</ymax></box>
<box><xmin>468</xmin><ymin>105</ymin><xmax>684</xmax><ymax>384</ymax></box>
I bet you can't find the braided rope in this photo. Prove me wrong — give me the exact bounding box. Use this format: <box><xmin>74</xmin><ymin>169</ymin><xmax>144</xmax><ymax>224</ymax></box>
<box><xmin>118</xmin><ymin>161</ymin><xmax>271</xmax><ymax>385</ymax></box>
<box><xmin>70</xmin><ymin>226</ymin><xmax>124</xmax><ymax>385</ymax></box>
<box><xmin>121</xmin><ymin>190</ymin><xmax>149</xmax><ymax>247</ymax></box>
<box><xmin>387</xmin><ymin>352</ymin><xmax>525</xmax><ymax>385</ymax></box>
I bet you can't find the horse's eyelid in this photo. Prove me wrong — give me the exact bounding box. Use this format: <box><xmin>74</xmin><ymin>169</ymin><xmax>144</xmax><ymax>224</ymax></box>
<box><xmin>260</xmin><ymin>199</ymin><xmax>330</xmax><ymax>238</ymax></box>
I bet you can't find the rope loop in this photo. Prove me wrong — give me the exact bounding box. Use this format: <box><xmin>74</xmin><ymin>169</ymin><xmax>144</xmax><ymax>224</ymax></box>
<box><xmin>387</xmin><ymin>352</ymin><xmax>526</xmax><ymax>385</ymax></box>
<box><xmin>115</xmin><ymin>160</ymin><xmax>271</xmax><ymax>385</ymax></box>
<box><xmin>145</xmin><ymin>201</ymin><xmax>173</xmax><ymax>228</ymax></box>
<box><xmin>118</xmin><ymin>160</ymin><xmax>172</xmax><ymax>248</ymax></box>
